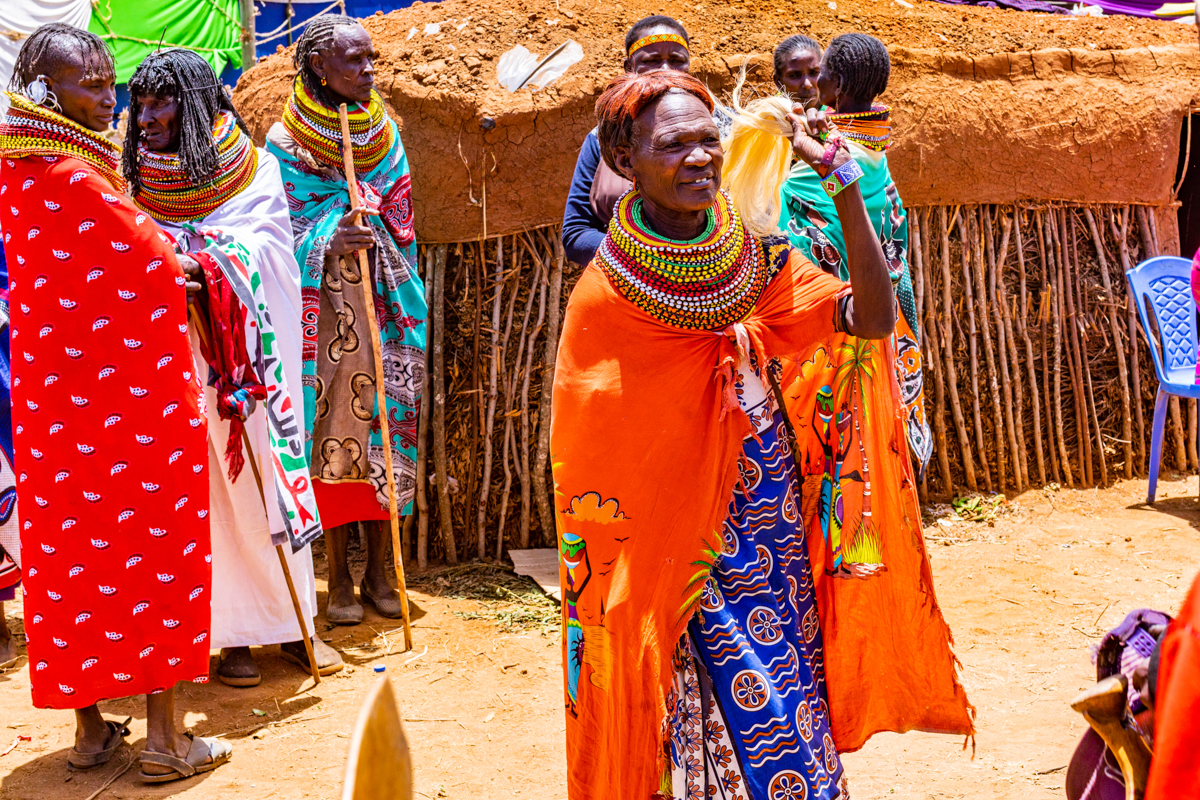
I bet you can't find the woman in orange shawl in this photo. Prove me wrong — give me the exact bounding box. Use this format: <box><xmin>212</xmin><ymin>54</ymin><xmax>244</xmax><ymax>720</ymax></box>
<box><xmin>551</xmin><ymin>71</ymin><xmax>972</xmax><ymax>800</ymax></box>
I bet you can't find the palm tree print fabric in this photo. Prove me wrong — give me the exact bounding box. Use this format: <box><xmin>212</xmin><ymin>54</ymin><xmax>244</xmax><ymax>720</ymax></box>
<box><xmin>779</xmin><ymin>146</ymin><xmax>932</xmax><ymax>476</ymax></box>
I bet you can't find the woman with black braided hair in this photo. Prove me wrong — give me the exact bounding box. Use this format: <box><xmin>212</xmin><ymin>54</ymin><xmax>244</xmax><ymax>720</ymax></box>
<box><xmin>124</xmin><ymin>48</ymin><xmax>344</xmax><ymax>688</ymax></box>
<box><xmin>777</xmin><ymin>32</ymin><xmax>933</xmax><ymax>477</ymax></box>
<box><xmin>0</xmin><ymin>23</ymin><xmax>231</xmax><ymax>782</ymax></box>
<box><xmin>268</xmin><ymin>15</ymin><xmax>426</xmax><ymax>626</ymax></box>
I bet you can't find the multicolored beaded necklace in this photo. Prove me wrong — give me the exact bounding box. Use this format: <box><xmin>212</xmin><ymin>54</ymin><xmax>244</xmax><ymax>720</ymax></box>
<box><xmin>830</xmin><ymin>104</ymin><xmax>891</xmax><ymax>152</ymax></box>
<box><xmin>596</xmin><ymin>189</ymin><xmax>768</xmax><ymax>330</ymax></box>
<box><xmin>281</xmin><ymin>74</ymin><xmax>394</xmax><ymax>174</ymax></box>
<box><xmin>0</xmin><ymin>92</ymin><xmax>125</xmax><ymax>190</ymax></box>
<box><xmin>134</xmin><ymin>111</ymin><xmax>258</xmax><ymax>223</ymax></box>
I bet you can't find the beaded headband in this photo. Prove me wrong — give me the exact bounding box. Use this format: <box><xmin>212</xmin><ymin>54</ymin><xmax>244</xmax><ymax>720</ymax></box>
<box><xmin>627</xmin><ymin>33</ymin><xmax>689</xmax><ymax>57</ymax></box>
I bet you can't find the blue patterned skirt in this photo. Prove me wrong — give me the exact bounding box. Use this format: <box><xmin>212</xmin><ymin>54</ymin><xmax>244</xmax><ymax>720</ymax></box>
<box><xmin>668</xmin><ymin>413</ymin><xmax>843</xmax><ymax>800</ymax></box>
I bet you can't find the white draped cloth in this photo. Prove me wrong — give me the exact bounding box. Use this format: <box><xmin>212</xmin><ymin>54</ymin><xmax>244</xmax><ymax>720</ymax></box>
<box><xmin>164</xmin><ymin>150</ymin><xmax>319</xmax><ymax>649</ymax></box>
<box><xmin>0</xmin><ymin>0</ymin><xmax>92</xmax><ymax>90</ymax></box>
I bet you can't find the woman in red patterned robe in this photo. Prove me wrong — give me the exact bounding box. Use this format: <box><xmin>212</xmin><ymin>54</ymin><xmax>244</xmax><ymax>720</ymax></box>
<box><xmin>0</xmin><ymin>25</ymin><xmax>230</xmax><ymax>782</ymax></box>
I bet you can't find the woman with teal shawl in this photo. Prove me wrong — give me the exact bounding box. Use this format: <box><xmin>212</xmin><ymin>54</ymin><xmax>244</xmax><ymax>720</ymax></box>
<box><xmin>267</xmin><ymin>15</ymin><xmax>427</xmax><ymax>624</ymax></box>
<box><xmin>778</xmin><ymin>33</ymin><xmax>932</xmax><ymax>474</ymax></box>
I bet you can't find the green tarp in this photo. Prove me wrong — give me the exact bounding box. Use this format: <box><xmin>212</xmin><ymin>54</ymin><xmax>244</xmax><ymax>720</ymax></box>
<box><xmin>90</xmin><ymin>0</ymin><xmax>244</xmax><ymax>83</ymax></box>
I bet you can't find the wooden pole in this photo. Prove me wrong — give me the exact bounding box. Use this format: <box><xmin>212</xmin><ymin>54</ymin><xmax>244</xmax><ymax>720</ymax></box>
<box><xmin>188</xmin><ymin>305</ymin><xmax>320</xmax><ymax>684</ymax></box>
<box><xmin>430</xmin><ymin>244</ymin><xmax>457</xmax><ymax>564</ymax></box>
<box><xmin>338</xmin><ymin>104</ymin><xmax>412</xmax><ymax>651</ymax></box>
<box><xmin>238</xmin><ymin>0</ymin><xmax>256</xmax><ymax>72</ymax></box>
<box><xmin>939</xmin><ymin>207</ymin><xmax>977</xmax><ymax>492</ymax></box>
<box><xmin>243</xmin><ymin>430</ymin><xmax>322</xmax><ymax>686</ymax></box>
<box><xmin>414</xmin><ymin>250</ymin><xmax>435</xmax><ymax>568</ymax></box>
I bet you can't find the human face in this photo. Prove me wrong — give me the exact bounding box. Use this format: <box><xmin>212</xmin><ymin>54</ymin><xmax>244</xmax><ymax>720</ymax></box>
<box><xmin>135</xmin><ymin>93</ymin><xmax>180</xmax><ymax>153</ymax></box>
<box><xmin>614</xmin><ymin>91</ymin><xmax>722</xmax><ymax>238</ymax></box>
<box><xmin>310</xmin><ymin>24</ymin><xmax>377</xmax><ymax>106</ymax></box>
<box><xmin>816</xmin><ymin>61</ymin><xmax>839</xmax><ymax>110</ymax></box>
<box><xmin>776</xmin><ymin>50</ymin><xmax>822</xmax><ymax>109</ymax></box>
<box><xmin>624</xmin><ymin>28</ymin><xmax>690</xmax><ymax>74</ymax></box>
<box><xmin>46</xmin><ymin>50</ymin><xmax>116</xmax><ymax>132</ymax></box>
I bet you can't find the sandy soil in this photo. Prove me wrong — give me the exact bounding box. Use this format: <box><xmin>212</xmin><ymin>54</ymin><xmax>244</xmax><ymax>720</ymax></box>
<box><xmin>1</xmin><ymin>474</ymin><xmax>1198</xmax><ymax>799</ymax></box>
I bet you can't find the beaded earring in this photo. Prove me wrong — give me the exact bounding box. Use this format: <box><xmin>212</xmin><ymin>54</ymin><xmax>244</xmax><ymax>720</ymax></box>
<box><xmin>321</xmin><ymin>76</ymin><xmax>327</xmax><ymax>86</ymax></box>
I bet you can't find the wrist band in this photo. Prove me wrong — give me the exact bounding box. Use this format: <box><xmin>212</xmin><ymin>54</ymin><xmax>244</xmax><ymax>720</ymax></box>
<box><xmin>820</xmin><ymin>158</ymin><xmax>864</xmax><ymax>198</ymax></box>
<box><xmin>818</xmin><ymin>132</ymin><xmax>844</xmax><ymax>162</ymax></box>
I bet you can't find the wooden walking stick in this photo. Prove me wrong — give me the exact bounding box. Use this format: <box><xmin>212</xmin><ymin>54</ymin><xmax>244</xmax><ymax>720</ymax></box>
<box><xmin>188</xmin><ymin>305</ymin><xmax>321</xmax><ymax>685</ymax></box>
<box><xmin>338</xmin><ymin>103</ymin><xmax>413</xmax><ymax>651</ymax></box>
<box><xmin>241</xmin><ymin>428</ymin><xmax>322</xmax><ymax>686</ymax></box>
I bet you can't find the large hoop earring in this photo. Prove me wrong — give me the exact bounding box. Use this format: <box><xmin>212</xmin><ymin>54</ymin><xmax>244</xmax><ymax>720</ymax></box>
<box><xmin>23</xmin><ymin>75</ymin><xmax>60</xmax><ymax>112</ymax></box>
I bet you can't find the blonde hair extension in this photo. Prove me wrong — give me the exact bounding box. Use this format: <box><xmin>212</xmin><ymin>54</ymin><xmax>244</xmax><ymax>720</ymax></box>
<box><xmin>721</xmin><ymin>64</ymin><xmax>799</xmax><ymax>238</ymax></box>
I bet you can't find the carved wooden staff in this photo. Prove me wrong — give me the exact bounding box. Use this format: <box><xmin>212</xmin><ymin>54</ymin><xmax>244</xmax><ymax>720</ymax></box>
<box><xmin>188</xmin><ymin>305</ymin><xmax>321</xmax><ymax>684</ymax></box>
<box><xmin>338</xmin><ymin>103</ymin><xmax>413</xmax><ymax>651</ymax></box>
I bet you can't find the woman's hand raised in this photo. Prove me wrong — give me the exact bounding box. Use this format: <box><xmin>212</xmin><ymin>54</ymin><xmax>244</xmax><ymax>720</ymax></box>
<box><xmin>786</xmin><ymin>104</ymin><xmax>852</xmax><ymax>176</ymax></box>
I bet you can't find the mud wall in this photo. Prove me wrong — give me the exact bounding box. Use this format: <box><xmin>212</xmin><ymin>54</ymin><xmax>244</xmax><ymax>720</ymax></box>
<box><xmin>233</xmin><ymin>0</ymin><xmax>1200</xmax><ymax>243</ymax></box>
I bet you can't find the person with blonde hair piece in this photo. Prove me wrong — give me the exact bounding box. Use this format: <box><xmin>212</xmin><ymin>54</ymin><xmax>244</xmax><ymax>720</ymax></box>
<box><xmin>728</xmin><ymin>34</ymin><xmax>931</xmax><ymax>477</ymax></box>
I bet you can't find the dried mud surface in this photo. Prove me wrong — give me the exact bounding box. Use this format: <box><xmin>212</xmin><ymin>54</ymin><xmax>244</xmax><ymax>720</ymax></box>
<box><xmin>3</xmin><ymin>475</ymin><xmax>1200</xmax><ymax>799</ymax></box>
<box><xmin>233</xmin><ymin>0</ymin><xmax>1200</xmax><ymax>241</ymax></box>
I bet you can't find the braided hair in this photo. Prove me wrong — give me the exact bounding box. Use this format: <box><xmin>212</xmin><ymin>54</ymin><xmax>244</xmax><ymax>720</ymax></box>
<box><xmin>822</xmin><ymin>33</ymin><xmax>890</xmax><ymax>105</ymax></box>
<box><xmin>8</xmin><ymin>23</ymin><xmax>113</xmax><ymax>91</ymax></box>
<box><xmin>773</xmin><ymin>35</ymin><xmax>822</xmax><ymax>77</ymax></box>
<box><xmin>294</xmin><ymin>14</ymin><xmax>363</xmax><ymax>107</ymax></box>
<box><xmin>121</xmin><ymin>48</ymin><xmax>249</xmax><ymax>195</ymax></box>
<box><xmin>623</xmin><ymin>15</ymin><xmax>689</xmax><ymax>53</ymax></box>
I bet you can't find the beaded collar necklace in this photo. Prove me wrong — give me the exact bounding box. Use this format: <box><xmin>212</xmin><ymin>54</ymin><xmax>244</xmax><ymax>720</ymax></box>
<box><xmin>135</xmin><ymin>111</ymin><xmax>258</xmax><ymax>223</ymax></box>
<box><xmin>0</xmin><ymin>92</ymin><xmax>125</xmax><ymax>190</ymax></box>
<box><xmin>596</xmin><ymin>189</ymin><xmax>768</xmax><ymax>330</ymax></box>
<box><xmin>830</xmin><ymin>104</ymin><xmax>891</xmax><ymax>152</ymax></box>
<box><xmin>282</xmin><ymin>74</ymin><xmax>393</xmax><ymax>174</ymax></box>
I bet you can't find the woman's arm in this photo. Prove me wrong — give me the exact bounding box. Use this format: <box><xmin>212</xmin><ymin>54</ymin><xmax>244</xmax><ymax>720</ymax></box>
<box><xmin>831</xmin><ymin>182</ymin><xmax>895</xmax><ymax>338</ymax></box>
<box><xmin>787</xmin><ymin>108</ymin><xmax>895</xmax><ymax>339</ymax></box>
<box><xmin>562</xmin><ymin>131</ymin><xmax>607</xmax><ymax>266</ymax></box>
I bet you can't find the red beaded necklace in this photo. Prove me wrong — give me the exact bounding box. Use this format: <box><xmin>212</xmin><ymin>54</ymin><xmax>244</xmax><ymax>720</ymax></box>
<box><xmin>596</xmin><ymin>189</ymin><xmax>768</xmax><ymax>330</ymax></box>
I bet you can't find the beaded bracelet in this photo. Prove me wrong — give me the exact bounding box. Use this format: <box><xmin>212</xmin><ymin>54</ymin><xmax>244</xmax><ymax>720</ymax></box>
<box><xmin>820</xmin><ymin>158</ymin><xmax>865</xmax><ymax>198</ymax></box>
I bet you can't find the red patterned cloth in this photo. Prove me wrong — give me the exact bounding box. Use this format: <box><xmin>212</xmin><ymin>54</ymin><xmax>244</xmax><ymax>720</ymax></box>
<box><xmin>192</xmin><ymin>251</ymin><xmax>265</xmax><ymax>483</ymax></box>
<box><xmin>0</xmin><ymin>153</ymin><xmax>211</xmax><ymax>710</ymax></box>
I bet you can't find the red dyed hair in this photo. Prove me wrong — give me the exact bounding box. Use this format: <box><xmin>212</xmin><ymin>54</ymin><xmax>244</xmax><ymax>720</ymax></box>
<box><xmin>594</xmin><ymin>70</ymin><xmax>715</xmax><ymax>175</ymax></box>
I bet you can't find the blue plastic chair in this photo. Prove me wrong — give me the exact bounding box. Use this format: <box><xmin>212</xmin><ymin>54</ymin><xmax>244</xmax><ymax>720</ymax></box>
<box><xmin>1126</xmin><ymin>255</ymin><xmax>1200</xmax><ymax>504</ymax></box>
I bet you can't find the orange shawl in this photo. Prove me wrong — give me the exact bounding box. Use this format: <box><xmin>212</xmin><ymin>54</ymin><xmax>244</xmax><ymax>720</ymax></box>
<box><xmin>553</xmin><ymin>248</ymin><xmax>974</xmax><ymax>799</ymax></box>
<box><xmin>779</xmin><ymin>335</ymin><xmax>975</xmax><ymax>751</ymax></box>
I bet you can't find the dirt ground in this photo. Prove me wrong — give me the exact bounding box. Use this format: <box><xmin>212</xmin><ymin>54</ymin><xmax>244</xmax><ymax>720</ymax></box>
<box><xmin>1</xmin><ymin>474</ymin><xmax>1198</xmax><ymax>800</ymax></box>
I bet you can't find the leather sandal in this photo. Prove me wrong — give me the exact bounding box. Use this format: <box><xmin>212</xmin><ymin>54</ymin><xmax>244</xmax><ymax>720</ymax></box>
<box><xmin>359</xmin><ymin>579</ymin><xmax>406</xmax><ymax>619</ymax></box>
<box><xmin>67</xmin><ymin>717</ymin><xmax>132</xmax><ymax>771</ymax></box>
<box><xmin>138</xmin><ymin>734</ymin><xmax>232</xmax><ymax>784</ymax></box>
<box><xmin>325</xmin><ymin>593</ymin><xmax>364</xmax><ymax>626</ymax></box>
<box><xmin>216</xmin><ymin>647</ymin><xmax>262</xmax><ymax>688</ymax></box>
<box><xmin>280</xmin><ymin>637</ymin><xmax>345</xmax><ymax>676</ymax></box>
